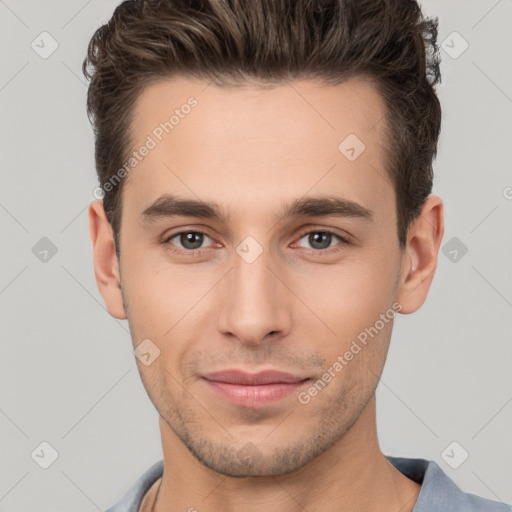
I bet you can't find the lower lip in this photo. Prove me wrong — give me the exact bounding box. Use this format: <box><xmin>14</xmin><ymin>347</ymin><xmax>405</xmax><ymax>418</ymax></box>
<box><xmin>202</xmin><ymin>379</ymin><xmax>309</xmax><ymax>407</ymax></box>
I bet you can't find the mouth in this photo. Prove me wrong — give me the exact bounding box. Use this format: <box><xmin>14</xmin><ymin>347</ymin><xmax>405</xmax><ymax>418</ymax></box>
<box><xmin>201</xmin><ymin>369</ymin><xmax>311</xmax><ymax>407</ymax></box>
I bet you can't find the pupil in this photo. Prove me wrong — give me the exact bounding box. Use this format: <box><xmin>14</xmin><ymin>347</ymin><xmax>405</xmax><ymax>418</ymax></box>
<box><xmin>310</xmin><ymin>232</ymin><xmax>331</xmax><ymax>250</ymax></box>
<box><xmin>181</xmin><ymin>232</ymin><xmax>203</xmax><ymax>250</ymax></box>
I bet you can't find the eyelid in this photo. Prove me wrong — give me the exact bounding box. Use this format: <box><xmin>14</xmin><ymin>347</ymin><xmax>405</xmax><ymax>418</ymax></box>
<box><xmin>293</xmin><ymin>226</ymin><xmax>353</xmax><ymax>244</ymax></box>
<box><xmin>162</xmin><ymin>224</ymin><xmax>214</xmax><ymax>240</ymax></box>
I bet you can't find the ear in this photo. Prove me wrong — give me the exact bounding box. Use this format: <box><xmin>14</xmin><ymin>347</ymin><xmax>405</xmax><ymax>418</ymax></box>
<box><xmin>397</xmin><ymin>195</ymin><xmax>444</xmax><ymax>314</ymax></box>
<box><xmin>88</xmin><ymin>200</ymin><xmax>127</xmax><ymax>319</ymax></box>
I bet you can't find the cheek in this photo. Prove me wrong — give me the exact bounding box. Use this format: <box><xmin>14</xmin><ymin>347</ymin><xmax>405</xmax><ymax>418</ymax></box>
<box><xmin>292</xmin><ymin>247</ymin><xmax>400</xmax><ymax>342</ymax></box>
<box><xmin>121</xmin><ymin>251</ymin><xmax>219</xmax><ymax>371</ymax></box>
<box><xmin>122</xmin><ymin>247</ymin><xmax>200</xmax><ymax>322</ymax></box>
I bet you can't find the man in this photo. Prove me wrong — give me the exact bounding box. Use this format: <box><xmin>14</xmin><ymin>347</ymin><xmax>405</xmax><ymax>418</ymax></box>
<box><xmin>83</xmin><ymin>0</ymin><xmax>511</xmax><ymax>511</ymax></box>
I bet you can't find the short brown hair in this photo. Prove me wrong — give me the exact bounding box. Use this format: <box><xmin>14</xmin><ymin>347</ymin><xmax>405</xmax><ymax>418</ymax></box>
<box><xmin>83</xmin><ymin>0</ymin><xmax>441</xmax><ymax>252</ymax></box>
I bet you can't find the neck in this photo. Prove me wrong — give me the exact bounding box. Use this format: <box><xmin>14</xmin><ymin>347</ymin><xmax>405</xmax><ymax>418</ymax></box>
<box><xmin>153</xmin><ymin>395</ymin><xmax>421</xmax><ymax>512</ymax></box>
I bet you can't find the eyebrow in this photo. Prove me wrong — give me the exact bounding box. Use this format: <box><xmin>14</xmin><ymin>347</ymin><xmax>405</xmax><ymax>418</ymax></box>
<box><xmin>141</xmin><ymin>193</ymin><xmax>373</xmax><ymax>225</ymax></box>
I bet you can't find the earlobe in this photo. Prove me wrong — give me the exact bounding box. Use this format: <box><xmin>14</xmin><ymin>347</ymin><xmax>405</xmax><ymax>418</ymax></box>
<box><xmin>88</xmin><ymin>200</ymin><xmax>127</xmax><ymax>319</ymax></box>
<box><xmin>397</xmin><ymin>195</ymin><xmax>444</xmax><ymax>314</ymax></box>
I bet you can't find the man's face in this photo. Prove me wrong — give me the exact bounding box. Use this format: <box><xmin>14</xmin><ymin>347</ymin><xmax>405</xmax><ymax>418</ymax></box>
<box><xmin>116</xmin><ymin>76</ymin><xmax>404</xmax><ymax>476</ymax></box>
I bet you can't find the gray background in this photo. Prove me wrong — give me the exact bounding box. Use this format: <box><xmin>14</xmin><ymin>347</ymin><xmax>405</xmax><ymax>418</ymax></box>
<box><xmin>0</xmin><ymin>0</ymin><xmax>511</xmax><ymax>510</ymax></box>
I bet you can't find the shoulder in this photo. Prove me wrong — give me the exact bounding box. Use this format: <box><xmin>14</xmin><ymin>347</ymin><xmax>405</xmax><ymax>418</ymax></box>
<box><xmin>105</xmin><ymin>459</ymin><xmax>164</xmax><ymax>512</ymax></box>
<box><xmin>387</xmin><ymin>456</ymin><xmax>511</xmax><ymax>512</ymax></box>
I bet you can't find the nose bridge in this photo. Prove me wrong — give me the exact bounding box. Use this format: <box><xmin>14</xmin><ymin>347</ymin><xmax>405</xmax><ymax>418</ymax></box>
<box><xmin>217</xmin><ymin>243</ymin><xmax>291</xmax><ymax>344</ymax></box>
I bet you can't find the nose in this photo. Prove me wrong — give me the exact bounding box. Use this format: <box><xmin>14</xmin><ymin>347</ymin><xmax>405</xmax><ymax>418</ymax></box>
<box><xmin>217</xmin><ymin>246</ymin><xmax>292</xmax><ymax>347</ymax></box>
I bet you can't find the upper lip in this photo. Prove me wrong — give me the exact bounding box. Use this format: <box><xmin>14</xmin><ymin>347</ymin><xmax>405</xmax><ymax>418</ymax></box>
<box><xmin>202</xmin><ymin>369</ymin><xmax>308</xmax><ymax>385</ymax></box>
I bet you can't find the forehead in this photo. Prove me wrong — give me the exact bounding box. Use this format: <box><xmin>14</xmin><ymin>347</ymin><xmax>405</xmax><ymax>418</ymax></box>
<box><xmin>123</xmin><ymin>75</ymin><xmax>392</xmax><ymax>218</ymax></box>
<box><xmin>131</xmin><ymin>74</ymin><xmax>387</xmax><ymax>146</ymax></box>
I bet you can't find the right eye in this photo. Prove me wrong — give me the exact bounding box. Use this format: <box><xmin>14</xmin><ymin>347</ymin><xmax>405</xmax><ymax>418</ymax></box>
<box><xmin>164</xmin><ymin>231</ymin><xmax>216</xmax><ymax>252</ymax></box>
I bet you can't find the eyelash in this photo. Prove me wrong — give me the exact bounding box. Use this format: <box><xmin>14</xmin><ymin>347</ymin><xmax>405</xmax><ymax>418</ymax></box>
<box><xmin>162</xmin><ymin>229</ymin><xmax>350</xmax><ymax>256</ymax></box>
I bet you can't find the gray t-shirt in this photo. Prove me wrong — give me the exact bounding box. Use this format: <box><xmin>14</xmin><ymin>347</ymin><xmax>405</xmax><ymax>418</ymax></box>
<box><xmin>105</xmin><ymin>456</ymin><xmax>511</xmax><ymax>511</ymax></box>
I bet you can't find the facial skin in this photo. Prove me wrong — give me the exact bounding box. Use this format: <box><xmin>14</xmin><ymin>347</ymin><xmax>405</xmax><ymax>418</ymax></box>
<box><xmin>89</xmin><ymin>76</ymin><xmax>443</xmax><ymax>512</ymax></box>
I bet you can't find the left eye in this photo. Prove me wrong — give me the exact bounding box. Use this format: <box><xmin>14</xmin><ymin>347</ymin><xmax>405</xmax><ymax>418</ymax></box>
<box><xmin>295</xmin><ymin>231</ymin><xmax>344</xmax><ymax>250</ymax></box>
